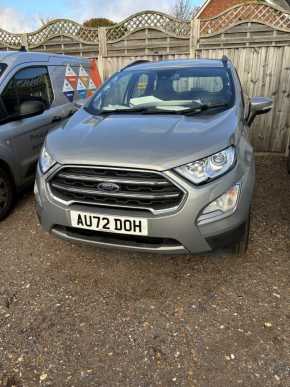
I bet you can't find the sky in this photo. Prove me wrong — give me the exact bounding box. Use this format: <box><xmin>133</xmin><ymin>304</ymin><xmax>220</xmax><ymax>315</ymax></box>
<box><xmin>0</xmin><ymin>0</ymin><xmax>202</xmax><ymax>33</ymax></box>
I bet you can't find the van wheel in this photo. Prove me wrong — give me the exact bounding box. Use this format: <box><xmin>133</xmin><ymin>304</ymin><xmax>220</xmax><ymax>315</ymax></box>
<box><xmin>0</xmin><ymin>167</ymin><xmax>15</xmax><ymax>221</ymax></box>
<box><xmin>233</xmin><ymin>212</ymin><xmax>251</xmax><ymax>256</ymax></box>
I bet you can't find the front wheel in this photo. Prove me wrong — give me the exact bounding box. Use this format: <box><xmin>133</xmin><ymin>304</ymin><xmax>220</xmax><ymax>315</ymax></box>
<box><xmin>233</xmin><ymin>212</ymin><xmax>251</xmax><ymax>256</ymax></box>
<box><xmin>0</xmin><ymin>167</ymin><xmax>15</xmax><ymax>221</ymax></box>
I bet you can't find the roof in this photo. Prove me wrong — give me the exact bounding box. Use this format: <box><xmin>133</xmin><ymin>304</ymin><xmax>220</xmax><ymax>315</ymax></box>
<box><xmin>195</xmin><ymin>0</ymin><xmax>212</xmax><ymax>18</ymax></box>
<box><xmin>0</xmin><ymin>51</ymin><xmax>88</xmax><ymax>66</ymax></box>
<box><xmin>124</xmin><ymin>59</ymin><xmax>226</xmax><ymax>71</ymax></box>
<box><xmin>195</xmin><ymin>0</ymin><xmax>290</xmax><ymax>19</ymax></box>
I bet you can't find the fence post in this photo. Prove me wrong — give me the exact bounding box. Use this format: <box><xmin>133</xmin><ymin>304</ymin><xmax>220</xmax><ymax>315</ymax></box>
<box><xmin>98</xmin><ymin>27</ymin><xmax>107</xmax><ymax>81</ymax></box>
<box><xmin>190</xmin><ymin>18</ymin><xmax>200</xmax><ymax>58</ymax></box>
<box><xmin>21</xmin><ymin>33</ymin><xmax>29</xmax><ymax>51</ymax></box>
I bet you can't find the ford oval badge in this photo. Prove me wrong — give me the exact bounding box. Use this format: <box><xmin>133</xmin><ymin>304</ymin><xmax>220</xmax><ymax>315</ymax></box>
<box><xmin>97</xmin><ymin>182</ymin><xmax>120</xmax><ymax>193</ymax></box>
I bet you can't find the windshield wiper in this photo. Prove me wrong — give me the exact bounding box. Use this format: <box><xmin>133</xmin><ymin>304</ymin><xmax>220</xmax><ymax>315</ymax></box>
<box><xmin>141</xmin><ymin>108</ymin><xmax>185</xmax><ymax>115</ymax></box>
<box><xmin>96</xmin><ymin>103</ymin><xmax>230</xmax><ymax>116</ymax></box>
<box><xmin>97</xmin><ymin>107</ymin><xmax>184</xmax><ymax>116</ymax></box>
<box><xmin>140</xmin><ymin>104</ymin><xmax>230</xmax><ymax>116</ymax></box>
<box><xmin>184</xmin><ymin>103</ymin><xmax>230</xmax><ymax>116</ymax></box>
<box><xmin>97</xmin><ymin>107</ymin><xmax>148</xmax><ymax>115</ymax></box>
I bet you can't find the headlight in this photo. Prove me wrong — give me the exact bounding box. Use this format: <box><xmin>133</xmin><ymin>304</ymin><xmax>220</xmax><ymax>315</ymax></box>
<box><xmin>175</xmin><ymin>146</ymin><xmax>236</xmax><ymax>185</ymax></box>
<box><xmin>39</xmin><ymin>145</ymin><xmax>56</xmax><ymax>174</ymax></box>
<box><xmin>197</xmin><ymin>183</ymin><xmax>241</xmax><ymax>225</ymax></box>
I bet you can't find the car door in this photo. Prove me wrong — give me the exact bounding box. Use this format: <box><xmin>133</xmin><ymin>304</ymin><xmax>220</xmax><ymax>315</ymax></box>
<box><xmin>0</xmin><ymin>65</ymin><xmax>61</xmax><ymax>182</ymax></box>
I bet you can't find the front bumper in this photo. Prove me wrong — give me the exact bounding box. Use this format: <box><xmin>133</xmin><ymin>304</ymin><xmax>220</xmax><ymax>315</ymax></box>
<box><xmin>35</xmin><ymin>158</ymin><xmax>255</xmax><ymax>255</ymax></box>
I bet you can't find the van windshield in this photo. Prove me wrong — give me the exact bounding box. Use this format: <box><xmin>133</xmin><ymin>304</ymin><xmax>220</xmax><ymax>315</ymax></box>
<box><xmin>0</xmin><ymin>63</ymin><xmax>7</xmax><ymax>78</ymax></box>
<box><xmin>88</xmin><ymin>66</ymin><xmax>235</xmax><ymax>115</ymax></box>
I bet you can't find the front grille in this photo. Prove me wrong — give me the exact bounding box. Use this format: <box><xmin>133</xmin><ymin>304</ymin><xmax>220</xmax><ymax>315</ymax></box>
<box><xmin>49</xmin><ymin>166</ymin><xmax>184</xmax><ymax>212</ymax></box>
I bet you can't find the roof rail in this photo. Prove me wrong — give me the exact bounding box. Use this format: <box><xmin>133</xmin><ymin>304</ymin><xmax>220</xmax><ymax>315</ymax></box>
<box><xmin>121</xmin><ymin>60</ymin><xmax>151</xmax><ymax>71</ymax></box>
<box><xmin>221</xmin><ymin>55</ymin><xmax>229</xmax><ymax>67</ymax></box>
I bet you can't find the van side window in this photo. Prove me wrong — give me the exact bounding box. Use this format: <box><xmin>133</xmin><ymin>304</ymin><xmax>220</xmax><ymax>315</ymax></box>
<box><xmin>1</xmin><ymin>66</ymin><xmax>53</xmax><ymax>120</ymax></box>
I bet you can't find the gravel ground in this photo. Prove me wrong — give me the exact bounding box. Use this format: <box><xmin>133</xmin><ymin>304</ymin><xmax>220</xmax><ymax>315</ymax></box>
<box><xmin>0</xmin><ymin>156</ymin><xmax>289</xmax><ymax>387</ymax></box>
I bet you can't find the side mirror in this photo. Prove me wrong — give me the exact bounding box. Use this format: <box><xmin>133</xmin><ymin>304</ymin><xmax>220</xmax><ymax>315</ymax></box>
<box><xmin>247</xmin><ymin>97</ymin><xmax>273</xmax><ymax>126</ymax></box>
<box><xmin>18</xmin><ymin>100</ymin><xmax>46</xmax><ymax>119</ymax></box>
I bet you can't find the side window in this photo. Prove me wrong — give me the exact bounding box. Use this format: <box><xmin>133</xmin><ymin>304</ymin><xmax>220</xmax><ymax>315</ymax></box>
<box><xmin>132</xmin><ymin>74</ymin><xmax>150</xmax><ymax>98</ymax></box>
<box><xmin>102</xmin><ymin>73</ymin><xmax>131</xmax><ymax>107</ymax></box>
<box><xmin>1</xmin><ymin>66</ymin><xmax>53</xmax><ymax>120</ymax></box>
<box><xmin>173</xmin><ymin>76</ymin><xmax>224</xmax><ymax>93</ymax></box>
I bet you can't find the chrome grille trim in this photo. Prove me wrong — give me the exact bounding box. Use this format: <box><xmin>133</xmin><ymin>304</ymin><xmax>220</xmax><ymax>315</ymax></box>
<box><xmin>48</xmin><ymin>166</ymin><xmax>186</xmax><ymax>214</ymax></box>
<box><xmin>57</xmin><ymin>172</ymin><xmax>170</xmax><ymax>186</ymax></box>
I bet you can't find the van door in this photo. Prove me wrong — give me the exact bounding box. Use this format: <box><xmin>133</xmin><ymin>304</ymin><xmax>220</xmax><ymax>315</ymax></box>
<box><xmin>0</xmin><ymin>65</ymin><xmax>60</xmax><ymax>183</ymax></box>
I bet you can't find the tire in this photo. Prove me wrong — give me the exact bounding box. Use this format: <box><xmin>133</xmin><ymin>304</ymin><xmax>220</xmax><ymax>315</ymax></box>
<box><xmin>233</xmin><ymin>212</ymin><xmax>251</xmax><ymax>256</ymax></box>
<box><xmin>0</xmin><ymin>167</ymin><xmax>15</xmax><ymax>221</ymax></box>
<box><xmin>287</xmin><ymin>153</ymin><xmax>290</xmax><ymax>174</ymax></box>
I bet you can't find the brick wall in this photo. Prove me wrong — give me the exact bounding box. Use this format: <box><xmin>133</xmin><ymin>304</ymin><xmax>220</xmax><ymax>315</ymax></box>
<box><xmin>199</xmin><ymin>0</ymin><xmax>256</xmax><ymax>18</ymax></box>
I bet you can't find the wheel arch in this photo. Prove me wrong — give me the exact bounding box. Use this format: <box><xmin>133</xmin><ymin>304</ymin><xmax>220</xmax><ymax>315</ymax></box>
<box><xmin>0</xmin><ymin>159</ymin><xmax>16</xmax><ymax>187</ymax></box>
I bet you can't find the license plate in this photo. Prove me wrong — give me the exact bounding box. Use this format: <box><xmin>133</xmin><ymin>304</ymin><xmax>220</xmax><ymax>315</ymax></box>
<box><xmin>70</xmin><ymin>211</ymin><xmax>148</xmax><ymax>236</ymax></box>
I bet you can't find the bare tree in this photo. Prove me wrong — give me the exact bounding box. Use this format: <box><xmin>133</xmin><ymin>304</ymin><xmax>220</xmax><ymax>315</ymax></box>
<box><xmin>171</xmin><ymin>0</ymin><xmax>200</xmax><ymax>20</ymax></box>
<box><xmin>38</xmin><ymin>17</ymin><xmax>55</xmax><ymax>26</ymax></box>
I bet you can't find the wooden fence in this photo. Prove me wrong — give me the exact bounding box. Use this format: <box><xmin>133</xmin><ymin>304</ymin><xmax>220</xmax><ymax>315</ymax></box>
<box><xmin>0</xmin><ymin>2</ymin><xmax>290</xmax><ymax>153</ymax></box>
<box><xmin>0</xmin><ymin>11</ymin><xmax>191</xmax><ymax>57</ymax></box>
<box><xmin>196</xmin><ymin>2</ymin><xmax>290</xmax><ymax>154</ymax></box>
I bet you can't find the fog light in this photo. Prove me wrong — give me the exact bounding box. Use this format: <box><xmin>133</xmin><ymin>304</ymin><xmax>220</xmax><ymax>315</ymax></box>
<box><xmin>197</xmin><ymin>183</ymin><xmax>241</xmax><ymax>225</ymax></box>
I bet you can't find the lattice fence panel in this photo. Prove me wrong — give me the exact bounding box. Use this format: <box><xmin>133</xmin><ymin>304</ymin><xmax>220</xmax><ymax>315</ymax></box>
<box><xmin>0</xmin><ymin>28</ymin><xmax>23</xmax><ymax>49</ymax></box>
<box><xmin>106</xmin><ymin>11</ymin><xmax>191</xmax><ymax>41</ymax></box>
<box><xmin>27</xmin><ymin>19</ymin><xmax>99</xmax><ymax>47</ymax></box>
<box><xmin>200</xmin><ymin>2</ymin><xmax>290</xmax><ymax>35</ymax></box>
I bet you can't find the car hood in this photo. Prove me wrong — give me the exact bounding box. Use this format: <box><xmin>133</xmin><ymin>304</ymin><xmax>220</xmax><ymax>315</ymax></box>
<box><xmin>47</xmin><ymin>107</ymin><xmax>240</xmax><ymax>171</ymax></box>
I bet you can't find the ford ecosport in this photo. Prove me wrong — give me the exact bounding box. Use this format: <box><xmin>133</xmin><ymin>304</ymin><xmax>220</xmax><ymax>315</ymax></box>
<box><xmin>35</xmin><ymin>58</ymin><xmax>272</xmax><ymax>255</ymax></box>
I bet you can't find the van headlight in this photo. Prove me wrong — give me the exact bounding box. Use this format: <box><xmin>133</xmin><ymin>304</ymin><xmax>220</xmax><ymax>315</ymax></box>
<box><xmin>39</xmin><ymin>145</ymin><xmax>56</xmax><ymax>174</ymax></box>
<box><xmin>175</xmin><ymin>146</ymin><xmax>236</xmax><ymax>185</ymax></box>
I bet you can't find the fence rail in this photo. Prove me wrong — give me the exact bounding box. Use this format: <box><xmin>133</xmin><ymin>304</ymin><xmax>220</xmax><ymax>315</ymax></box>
<box><xmin>0</xmin><ymin>3</ymin><xmax>290</xmax><ymax>153</ymax></box>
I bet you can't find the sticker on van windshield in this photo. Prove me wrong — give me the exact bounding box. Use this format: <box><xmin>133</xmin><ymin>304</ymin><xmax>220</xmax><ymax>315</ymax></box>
<box><xmin>79</xmin><ymin>64</ymin><xmax>89</xmax><ymax>77</ymax></box>
<box><xmin>62</xmin><ymin>61</ymin><xmax>101</xmax><ymax>102</ymax></box>
<box><xmin>78</xmin><ymin>65</ymin><xmax>89</xmax><ymax>89</ymax></box>
<box><xmin>77</xmin><ymin>78</ymin><xmax>87</xmax><ymax>99</ymax></box>
<box><xmin>62</xmin><ymin>78</ymin><xmax>74</xmax><ymax>102</ymax></box>
<box><xmin>65</xmin><ymin>64</ymin><xmax>76</xmax><ymax>77</ymax></box>
<box><xmin>87</xmin><ymin>78</ymin><xmax>97</xmax><ymax>97</ymax></box>
<box><xmin>65</xmin><ymin>65</ymin><xmax>78</xmax><ymax>89</ymax></box>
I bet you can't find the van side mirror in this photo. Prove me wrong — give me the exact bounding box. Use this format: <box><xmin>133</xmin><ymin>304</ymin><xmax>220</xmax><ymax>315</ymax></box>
<box><xmin>18</xmin><ymin>100</ymin><xmax>46</xmax><ymax>119</ymax></box>
<box><xmin>247</xmin><ymin>97</ymin><xmax>272</xmax><ymax>126</ymax></box>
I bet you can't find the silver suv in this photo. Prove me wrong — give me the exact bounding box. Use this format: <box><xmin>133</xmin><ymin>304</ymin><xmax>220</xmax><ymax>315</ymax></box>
<box><xmin>35</xmin><ymin>58</ymin><xmax>272</xmax><ymax>255</ymax></box>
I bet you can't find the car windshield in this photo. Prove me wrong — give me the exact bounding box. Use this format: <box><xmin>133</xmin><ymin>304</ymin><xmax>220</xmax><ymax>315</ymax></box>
<box><xmin>88</xmin><ymin>65</ymin><xmax>235</xmax><ymax>115</ymax></box>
